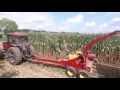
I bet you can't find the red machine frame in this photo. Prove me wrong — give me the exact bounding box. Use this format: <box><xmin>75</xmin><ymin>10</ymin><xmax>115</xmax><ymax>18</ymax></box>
<box><xmin>27</xmin><ymin>30</ymin><xmax>120</xmax><ymax>74</ymax></box>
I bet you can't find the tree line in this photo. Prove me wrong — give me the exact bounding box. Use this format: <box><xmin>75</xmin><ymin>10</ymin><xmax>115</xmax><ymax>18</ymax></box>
<box><xmin>0</xmin><ymin>18</ymin><xmax>18</xmax><ymax>35</ymax></box>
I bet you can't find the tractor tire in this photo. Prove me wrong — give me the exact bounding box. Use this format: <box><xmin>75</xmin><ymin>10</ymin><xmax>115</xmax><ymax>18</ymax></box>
<box><xmin>77</xmin><ymin>69</ymin><xmax>91</xmax><ymax>78</ymax></box>
<box><xmin>0</xmin><ymin>48</ymin><xmax>4</xmax><ymax>59</ymax></box>
<box><xmin>30</xmin><ymin>45</ymin><xmax>35</xmax><ymax>54</ymax></box>
<box><xmin>66</xmin><ymin>67</ymin><xmax>77</xmax><ymax>77</ymax></box>
<box><xmin>7</xmin><ymin>47</ymin><xmax>22</xmax><ymax>65</ymax></box>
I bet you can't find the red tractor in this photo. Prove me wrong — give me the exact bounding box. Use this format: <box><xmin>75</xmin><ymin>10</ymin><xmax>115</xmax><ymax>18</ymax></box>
<box><xmin>0</xmin><ymin>33</ymin><xmax>35</xmax><ymax>65</ymax></box>
<box><xmin>0</xmin><ymin>30</ymin><xmax>120</xmax><ymax>78</ymax></box>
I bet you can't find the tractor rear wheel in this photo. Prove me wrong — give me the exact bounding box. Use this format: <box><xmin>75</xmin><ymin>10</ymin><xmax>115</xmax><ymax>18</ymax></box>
<box><xmin>0</xmin><ymin>48</ymin><xmax>4</xmax><ymax>59</ymax></box>
<box><xmin>77</xmin><ymin>69</ymin><xmax>91</xmax><ymax>78</ymax></box>
<box><xmin>7</xmin><ymin>47</ymin><xmax>22</xmax><ymax>65</ymax></box>
<box><xmin>66</xmin><ymin>67</ymin><xmax>77</xmax><ymax>77</ymax></box>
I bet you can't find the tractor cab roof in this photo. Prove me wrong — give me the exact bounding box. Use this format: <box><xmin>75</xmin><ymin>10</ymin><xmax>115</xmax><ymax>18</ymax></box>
<box><xmin>7</xmin><ymin>33</ymin><xmax>28</xmax><ymax>37</ymax></box>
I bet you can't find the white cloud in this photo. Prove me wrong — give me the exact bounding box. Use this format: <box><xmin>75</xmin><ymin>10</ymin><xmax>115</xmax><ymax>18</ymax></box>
<box><xmin>92</xmin><ymin>28</ymin><xmax>103</xmax><ymax>33</ymax></box>
<box><xmin>0</xmin><ymin>12</ymin><xmax>75</xmax><ymax>32</ymax></box>
<box><xmin>111</xmin><ymin>18</ymin><xmax>120</xmax><ymax>22</ymax></box>
<box><xmin>85</xmin><ymin>21</ymin><xmax>96</xmax><ymax>27</ymax></box>
<box><xmin>24</xmin><ymin>16</ymin><xmax>46</xmax><ymax>23</ymax></box>
<box><xmin>65</xmin><ymin>14</ymin><xmax>84</xmax><ymax>23</ymax></box>
<box><xmin>100</xmin><ymin>23</ymin><xmax>108</xmax><ymax>28</ymax></box>
<box><xmin>113</xmin><ymin>26</ymin><xmax>120</xmax><ymax>30</ymax></box>
<box><xmin>0</xmin><ymin>12</ymin><xmax>54</xmax><ymax>30</ymax></box>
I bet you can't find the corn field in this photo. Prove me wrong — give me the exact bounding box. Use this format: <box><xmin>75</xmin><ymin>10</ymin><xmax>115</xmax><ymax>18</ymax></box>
<box><xmin>18</xmin><ymin>31</ymin><xmax>120</xmax><ymax>67</ymax></box>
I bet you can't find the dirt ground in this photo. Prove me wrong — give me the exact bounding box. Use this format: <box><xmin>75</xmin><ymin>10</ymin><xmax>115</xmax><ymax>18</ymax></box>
<box><xmin>0</xmin><ymin>42</ymin><xmax>99</xmax><ymax>78</ymax></box>
<box><xmin>0</xmin><ymin>60</ymin><xmax>69</xmax><ymax>78</ymax></box>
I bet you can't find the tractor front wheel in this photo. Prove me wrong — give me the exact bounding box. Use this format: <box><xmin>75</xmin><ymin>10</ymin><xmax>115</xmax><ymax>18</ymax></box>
<box><xmin>77</xmin><ymin>69</ymin><xmax>91</xmax><ymax>78</ymax></box>
<box><xmin>7</xmin><ymin>47</ymin><xmax>22</xmax><ymax>65</ymax></box>
<box><xmin>66</xmin><ymin>67</ymin><xmax>77</xmax><ymax>77</ymax></box>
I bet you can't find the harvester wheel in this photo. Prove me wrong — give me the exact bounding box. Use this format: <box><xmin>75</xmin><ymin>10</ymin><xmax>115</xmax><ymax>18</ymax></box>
<box><xmin>7</xmin><ymin>47</ymin><xmax>22</xmax><ymax>65</ymax></box>
<box><xmin>66</xmin><ymin>67</ymin><xmax>76</xmax><ymax>77</ymax></box>
<box><xmin>0</xmin><ymin>48</ymin><xmax>4</xmax><ymax>59</ymax></box>
<box><xmin>77</xmin><ymin>69</ymin><xmax>91</xmax><ymax>78</ymax></box>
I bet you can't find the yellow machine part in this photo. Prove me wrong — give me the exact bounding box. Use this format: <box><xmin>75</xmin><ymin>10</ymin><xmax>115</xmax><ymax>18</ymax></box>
<box><xmin>68</xmin><ymin>50</ymin><xmax>82</xmax><ymax>60</ymax></box>
<box><xmin>75</xmin><ymin>51</ymin><xmax>82</xmax><ymax>54</ymax></box>
<box><xmin>68</xmin><ymin>54</ymin><xmax>78</xmax><ymax>59</ymax></box>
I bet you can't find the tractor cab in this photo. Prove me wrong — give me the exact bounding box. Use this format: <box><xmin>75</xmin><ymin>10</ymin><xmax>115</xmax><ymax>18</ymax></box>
<box><xmin>2</xmin><ymin>33</ymin><xmax>29</xmax><ymax>51</ymax></box>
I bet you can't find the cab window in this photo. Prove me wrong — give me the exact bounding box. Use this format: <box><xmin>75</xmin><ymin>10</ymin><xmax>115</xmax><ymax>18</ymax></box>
<box><xmin>8</xmin><ymin>36</ymin><xmax>15</xmax><ymax>44</ymax></box>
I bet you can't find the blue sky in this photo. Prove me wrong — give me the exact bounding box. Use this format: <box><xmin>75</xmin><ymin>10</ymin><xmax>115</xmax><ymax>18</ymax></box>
<box><xmin>0</xmin><ymin>12</ymin><xmax>120</xmax><ymax>33</ymax></box>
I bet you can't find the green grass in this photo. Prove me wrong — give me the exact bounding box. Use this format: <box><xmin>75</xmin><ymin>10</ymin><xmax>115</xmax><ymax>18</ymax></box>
<box><xmin>0</xmin><ymin>35</ymin><xmax>7</xmax><ymax>42</ymax></box>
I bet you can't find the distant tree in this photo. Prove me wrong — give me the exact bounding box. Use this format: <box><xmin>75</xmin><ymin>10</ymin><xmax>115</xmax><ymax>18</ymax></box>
<box><xmin>0</xmin><ymin>18</ymin><xmax>18</xmax><ymax>35</ymax></box>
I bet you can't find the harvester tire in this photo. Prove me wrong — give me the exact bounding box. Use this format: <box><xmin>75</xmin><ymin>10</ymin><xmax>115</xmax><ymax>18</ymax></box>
<box><xmin>7</xmin><ymin>47</ymin><xmax>22</xmax><ymax>65</ymax></box>
<box><xmin>77</xmin><ymin>69</ymin><xmax>91</xmax><ymax>78</ymax></box>
<box><xmin>66</xmin><ymin>67</ymin><xmax>77</xmax><ymax>77</ymax></box>
<box><xmin>0</xmin><ymin>48</ymin><xmax>4</xmax><ymax>59</ymax></box>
